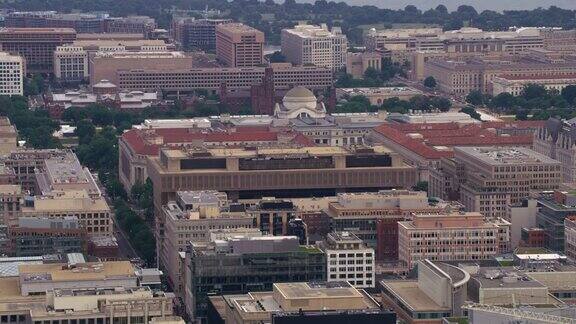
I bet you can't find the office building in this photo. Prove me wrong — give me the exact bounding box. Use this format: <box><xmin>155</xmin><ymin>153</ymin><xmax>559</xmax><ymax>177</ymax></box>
<box><xmin>171</xmin><ymin>17</ymin><xmax>232</xmax><ymax>51</ymax></box>
<box><xmin>113</xmin><ymin>63</ymin><xmax>333</xmax><ymax>93</ymax></box>
<box><xmin>492</xmin><ymin>74</ymin><xmax>576</xmax><ymax>96</ymax></box>
<box><xmin>326</xmin><ymin>190</ymin><xmax>450</xmax><ymax>261</ymax></box>
<box><xmin>398</xmin><ymin>212</ymin><xmax>510</xmax><ymax>268</ymax></box>
<box><xmin>0</xmin><ymin>117</ymin><xmax>18</xmax><ymax>154</ymax></box>
<box><xmin>282</xmin><ymin>23</ymin><xmax>347</xmax><ymax>71</ymax></box>
<box><xmin>89</xmin><ymin>51</ymin><xmax>193</xmax><ymax>85</ymax></box>
<box><xmin>246</xmin><ymin>198</ymin><xmax>296</xmax><ymax>236</ymax></box>
<box><xmin>565</xmin><ymin>216</ymin><xmax>576</xmax><ymax>261</ymax></box>
<box><xmin>346</xmin><ymin>52</ymin><xmax>382</xmax><ymax>79</ymax></box>
<box><xmin>537</xmin><ymin>191</ymin><xmax>576</xmax><ymax>252</ymax></box>
<box><xmin>506</xmin><ymin>198</ymin><xmax>540</xmax><ymax>249</ymax></box>
<box><xmin>0</xmin><ymin>27</ymin><xmax>76</xmax><ymax>73</ymax></box>
<box><xmin>52</xmin><ymin>46</ymin><xmax>88</xmax><ymax>82</ymax></box>
<box><xmin>8</xmin><ymin>216</ymin><xmax>87</xmax><ymax>256</ymax></box>
<box><xmin>369</xmin><ymin>121</ymin><xmax>541</xmax><ymax>182</ymax></box>
<box><xmin>216</xmin><ymin>23</ymin><xmax>264</xmax><ymax>67</ymax></box>
<box><xmin>208</xmin><ymin>282</ymin><xmax>395</xmax><ymax>324</ymax></box>
<box><xmin>317</xmin><ymin>232</ymin><xmax>375</xmax><ymax>288</ymax></box>
<box><xmin>148</xmin><ymin>145</ymin><xmax>416</xmax><ymax>257</ymax></box>
<box><xmin>0</xmin><ymin>259</ymin><xmax>174</xmax><ymax>323</ymax></box>
<box><xmin>4</xmin><ymin>11</ymin><xmax>157</xmax><ymax>36</ymax></box>
<box><xmin>161</xmin><ymin>190</ymin><xmax>254</xmax><ymax>295</ymax></box>
<box><xmin>534</xmin><ymin>117</ymin><xmax>576</xmax><ymax>183</ymax></box>
<box><xmin>185</xmin><ymin>235</ymin><xmax>326</xmax><ymax>321</ymax></box>
<box><xmin>423</xmin><ymin>54</ymin><xmax>576</xmax><ymax>95</ymax></box>
<box><xmin>0</xmin><ymin>184</ymin><xmax>23</xmax><ymax>226</ymax></box>
<box><xmin>381</xmin><ymin>260</ymin><xmax>470</xmax><ymax>323</ymax></box>
<box><xmin>0</xmin><ymin>52</ymin><xmax>24</xmax><ymax>96</ymax></box>
<box><xmin>429</xmin><ymin>147</ymin><xmax>561</xmax><ymax>218</ymax></box>
<box><xmin>118</xmin><ymin>125</ymin><xmax>312</xmax><ymax>191</ymax></box>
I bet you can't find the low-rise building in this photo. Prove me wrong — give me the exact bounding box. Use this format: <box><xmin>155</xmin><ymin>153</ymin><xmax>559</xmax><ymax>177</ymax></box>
<box><xmin>492</xmin><ymin>74</ymin><xmax>576</xmax><ymax>96</ymax></box>
<box><xmin>208</xmin><ymin>282</ymin><xmax>395</xmax><ymax>324</ymax></box>
<box><xmin>565</xmin><ymin>216</ymin><xmax>576</xmax><ymax>261</ymax></box>
<box><xmin>398</xmin><ymin>212</ymin><xmax>510</xmax><ymax>268</ymax></box>
<box><xmin>317</xmin><ymin>232</ymin><xmax>375</xmax><ymax>288</ymax></box>
<box><xmin>537</xmin><ymin>191</ymin><xmax>576</xmax><ymax>252</ymax></box>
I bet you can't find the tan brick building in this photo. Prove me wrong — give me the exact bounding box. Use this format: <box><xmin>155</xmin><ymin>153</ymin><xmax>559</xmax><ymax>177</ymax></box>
<box><xmin>216</xmin><ymin>23</ymin><xmax>264</xmax><ymax>67</ymax></box>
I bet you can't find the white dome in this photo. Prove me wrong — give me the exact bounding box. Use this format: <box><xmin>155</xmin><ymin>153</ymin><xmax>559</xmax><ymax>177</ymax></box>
<box><xmin>282</xmin><ymin>86</ymin><xmax>317</xmax><ymax>111</ymax></box>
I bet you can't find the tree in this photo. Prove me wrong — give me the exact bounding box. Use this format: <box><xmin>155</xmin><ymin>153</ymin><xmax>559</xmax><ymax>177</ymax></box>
<box><xmin>429</xmin><ymin>96</ymin><xmax>452</xmax><ymax>112</ymax></box>
<box><xmin>521</xmin><ymin>84</ymin><xmax>548</xmax><ymax>101</ymax></box>
<box><xmin>413</xmin><ymin>181</ymin><xmax>428</xmax><ymax>192</ymax></box>
<box><xmin>491</xmin><ymin>92</ymin><xmax>516</xmax><ymax>110</ymax></box>
<box><xmin>268</xmin><ymin>51</ymin><xmax>286</xmax><ymax>63</ymax></box>
<box><xmin>75</xmin><ymin>119</ymin><xmax>96</xmax><ymax>144</ymax></box>
<box><xmin>466</xmin><ymin>90</ymin><xmax>484</xmax><ymax>106</ymax></box>
<box><xmin>460</xmin><ymin>106</ymin><xmax>482</xmax><ymax>120</ymax></box>
<box><xmin>423</xmin><ymin>76</ymin><xmax>437</xmax><ymax>88</ymax></box>
<box><xmin>561</xmin><ymin>85</ymin><xmax>576</xmax><ymax>104</ymax></box>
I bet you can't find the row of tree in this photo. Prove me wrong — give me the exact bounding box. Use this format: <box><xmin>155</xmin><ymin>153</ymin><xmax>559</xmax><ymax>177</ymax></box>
<box><xmin>5</xmin><ymin>1</ymin><xmax>576</xmax><ymax>45</ymax></box>
<box><xmin>465</xmin><ymin>84</ymin><xmax>576</xmax><ymax>120</ymax></box>
<box><xmin>336</xmin><ymin>94</ymin><xmax>452</xmax><ymax>114</ymax></box>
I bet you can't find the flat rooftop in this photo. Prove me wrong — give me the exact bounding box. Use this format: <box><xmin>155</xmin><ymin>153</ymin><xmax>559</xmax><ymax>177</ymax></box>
<box><xmin>18</xmin><ymin>261</ymin><xmax>135</xmax><ymax>282</ymax></box>
<box><xmin>472</xmin><ymin>268</ymin><xmax>546</xmax><ymax>289</ymax></box>
<box><xmin>455</xmin><ymin>146</ymin><xmax>560</xmax><ymax>166</ymax></box>
<box><xmin>381</xmin><ymin>280</ymin><xmax>450</xmax><ymax>312</ymax></box>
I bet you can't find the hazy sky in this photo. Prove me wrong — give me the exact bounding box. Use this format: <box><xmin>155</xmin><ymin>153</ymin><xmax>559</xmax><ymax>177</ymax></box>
<box><xmin>295</xmin><ymin>0</ymin><xmax>576</xmax><ymax>11</ymax></box>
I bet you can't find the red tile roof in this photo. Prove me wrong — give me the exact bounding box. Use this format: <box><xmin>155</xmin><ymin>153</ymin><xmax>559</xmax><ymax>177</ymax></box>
<box><xmin>122</xmin><ymin>127</ymin><xmax>309</xmax><ymax>155</ymax></box>
<box><xmin>373</xmin><ymin>121</ymin><xmax>539</xmax><ymax>160</ymax></box>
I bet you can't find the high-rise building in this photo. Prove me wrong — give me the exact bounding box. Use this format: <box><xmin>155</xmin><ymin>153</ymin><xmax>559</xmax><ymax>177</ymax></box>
<box><xmin>281</xmin><ymin>23</ymin><xmax>348</xmax><ymax>71</ymax></box>
<box><xmin>0</xmin><ymin>27</ymin><xmax>77</xmax><ymax>73</ymax></box>
<box><xmin>185</xmin><ymin>235</ymin><xmax>326</xmax><ymax>321</ymax></box>
<box><xmin>317</xmin><ymin>232</ymin><xmax>375</xmax><ymax>288</ymax></box>
<box><xmin>216</xmin><ymin>23</ymin><xmax>264</xmax><ymax>67</ymax></box>
<box><xmin>0</xmin><ymin>52</ymin><xmax>24</xmax><ymax>96</ymax></box>
<box><xmin>534</xmin><ymin>117</ymin><xmax>576</xmax><ymax>183</ymax></box>
<box><xmin>346</xmin><ymin>52</ymin><xmax>382</xmax><ymax>79</ymax></box>
<box><xmin>53</xmin><ymin>46</ymin><xmax>88</xmax><ymax>82</ymax></box>
<box><xmin>171</xmin><ymin>17</ymin><xmax>232</xmax><ymax>51</ymax></box>
<box><xmin>398</xmin><ymin>212</ymin><xmax>511</xmax><ymax>268</ymax></box>
<box><xmin>429</xmin><ymin>146</ymin><xmax>561</xmax><ymax>218</ymax></box>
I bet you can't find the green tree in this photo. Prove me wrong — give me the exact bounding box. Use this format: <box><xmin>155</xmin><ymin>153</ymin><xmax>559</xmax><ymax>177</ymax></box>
<box><xmin>268</xmin><ymin>51</ymin><xmax>286</xmax><ymax>63</ymax></box>
<box><xmin>412</xmin><ymin>181</ymin><xmax>428</xmax><ymax>192</ymax></box>
<box><xmin>521</xmin><ymin>84</ymin><xmax>548</xmax><ymax>101</ymax></box>
<box><xmin>429</xmin><ymin>96</ymin><xmax>452</xmax><ymax>112</ymax></box>
<box><xmin>423</xmin><ymin>76</ymin><xmax>437</xmax><ymax>88</ymax></box>
<box><xmin>561</xmin><ymin>85</ymin><xmax>576</xmax><ymax>104</ymax></box>
<box><xmin>466</xmin><ymin>90</ymin><xmax>484</xmax><ymax>106</ymax></box>
<box><xmin>75</xmin><ymin>119</ymin><xmax>96</xmax><ymax>145</ymax></box>
<box><xmin>491</xmin><ymin>92</ymin><xmax>516</xmax><ymax>110</ymax></box>
<box><xmin>460</xmin><ymin>106</ymin><xmax>482</xmax><ymax>120</ymax></box>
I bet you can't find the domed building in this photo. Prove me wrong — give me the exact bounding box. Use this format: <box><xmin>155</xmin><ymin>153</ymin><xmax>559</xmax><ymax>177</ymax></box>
<box><xmin>274</xmin><ymin>86</ymin><xmax>326</xmax><ymax>119</ymax></box>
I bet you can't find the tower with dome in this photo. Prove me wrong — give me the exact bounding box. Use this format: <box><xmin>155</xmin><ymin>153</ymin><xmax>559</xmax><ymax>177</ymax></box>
<box><xmin>274</xmin><ymin>86</ymin><xmax>327</xmax><ymax>119</ymax></box>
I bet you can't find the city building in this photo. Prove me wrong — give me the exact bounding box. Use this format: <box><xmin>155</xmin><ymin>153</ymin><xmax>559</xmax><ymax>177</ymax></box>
<box><xmin>492</xmin><ymin>74</ymin><xmax>576</xmax><ymax>96</ymax></box>
<box><xmin>398</xmin><ymin>212</ymin><xmax>510</xmax><ymax>268</ymax></box>
<box><xmin>281</xmin><ymin>23</ymin><xmax>348</xmax><ymax>71</ymax></box>
<box><xmin>346</xmin><ymin>52</ymin><xmax>382</xmax><ymax>79</ymax></box>
<box><xmin>506</xmin><ymin>198</ymin><xmax>540</xmax><ymax>249</ymax></box>
<box><xmin>380</xmin><ymin>259</ymin><xmax>470</xmax><ymax>324</ymax></box>
<box><xmin>0</xmin><ymin>52</ymin><xmax>24</xmax><ymax>96</ymax></box>
<box><xmin>0</xmin><ymin>27</ymin><xmax>77</xmax><ymax>73</ymax></box>
<box><xmin>565</xmin><ymin>216</ymin><xmax>576</xmax><ymax>261</ymax></box>
<box><xmin>246</xmin><ymin>197</ymin><xmax>296</xmax><ymax>236</ymax></box>
<box><xmin>185</xmin><ymin>235</ymin><xmax>326</xmax><ymax>321</ymax></box>
<box><xmin>273</xmin><ymin>86</ymin><xmax>326</xmax><ymax>119</ymax></box>
<box><xmin>4</xmin><ymin>11</ymin><xmax>156</xmax><ymax>35</ymax></box>
<box><xmin>369</xmin><ymin>121</ymin><xmax>542</xmax><ymax>181</ymax></box>
<box><xmin>112</xmin><ymin>63</ymin><xmax>333</xmax><ymax>93</ymax></box>
<box><xmin>8</xmin><ymin>216</ymin><xmax>87</xmax><ymax>256</ymax></box>
<box><xmin>429</xmin><ymin>147</ymin><xmax>561</xmax><ymax>218</ymax></box>
<box><xmin>207</xmin><ymin>282</ymin><xmax>395</xmax><ymax>324</ymax></box>
<box><xmin>423</xmin><ymin>53</ymin><xmax>576</xmax><ymax>95</ymax></box>
<box><xmin>0</xmin><ymin>259</ymin><xmax>174</xmax><ymax>323</ymax></box>
<box><xmin>171</xmin><ymin>17</ymin><xmax>232</xmax><ymax>51</ymax></box>
<box><xmin>337</xmin><ymin>86</ymin><xmax>423</xmax><ymax>105</ymax></box>
<box><xmin>89</xmin><ymin>51</ymin><xmax>193</xmax><ymax>85</ymax></box>
<box><xmin>215</xmin><ymin>23</ymin><xmax>264</xmax><ymax>67</ymax></box>
<box><xmin>118</xmin><ymin>125</ymin><xmax>312</xmax><ymax>191</ymax></box>
<box><xmin>317</xmin><ymin>232</ymin><xmax>375</xmax><ymax>288</ymax></box>
<box><xmin>536</xmin><ymin>191</ymin><xmax>576</xmax><ymax>252</ymax></box>
<box><xmin>0</xmin><ymin>117</ymin><xmax>18</xmax><ymax>154</ymax></box>
<box><xmin>326</xmin><ymin>190</ymin><xmax>451</xmax><ymax>261</ymax></box>
<box><xmin>0</xmin><ymin>184</ymin><xmax>23</xmax><ymax>226</ymax></box>
<box><xmin>161</xmin><ymin>190</ymin><xmax>254</xmax><ymax>295</ymax></box>
<box><xmin>53</xmin><ymin>46</ymin><xmax>89</xmax><ymax>82</ymax></box>
<box><xmin>534</xmin><ymin>117</ymin><xmax>576</xmax><ymax>183</ymax></box>
<box><xmin>464</xmin><ymin>304</ymin><xmax>576</xmax><ymax>324</ymax></box>
<box><xmin>365</xmin><ymin>27</ymin><xmax>544</xmax><ymax>64</ymax></box>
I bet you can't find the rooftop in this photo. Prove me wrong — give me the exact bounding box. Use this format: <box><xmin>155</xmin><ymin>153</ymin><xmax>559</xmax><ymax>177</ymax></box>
<box><xmin>455</xmin><ymin>146</ymin><xmax>560</xmax><ymax>166</ymax></box>
<box><xmin>18</xmin><ymin>261</ymin><xmax>135</xmax><ymax>282</ymax></box>
<box><xmin>381</xmin><ymin>280</ymin><xmax>451</xmax><ymax>312</ymax></box>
